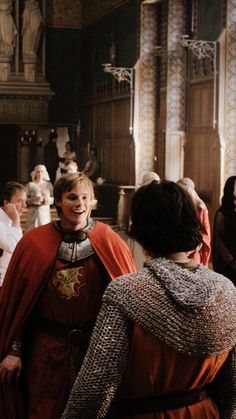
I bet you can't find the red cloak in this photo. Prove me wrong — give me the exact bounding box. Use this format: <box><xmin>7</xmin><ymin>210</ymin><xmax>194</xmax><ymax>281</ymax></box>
<box><xmin>0</xmin><ymin>221</ymin><xmax>136</xmax><ymax>419</ymax></box>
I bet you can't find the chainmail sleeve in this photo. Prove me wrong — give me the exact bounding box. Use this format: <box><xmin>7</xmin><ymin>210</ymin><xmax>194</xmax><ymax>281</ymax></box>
<box><xmin>61</xmin><ymin>300</ymin><xmax>130</xmax><ymax>419</ymax></box>
<box><xmin>211</xmin><ymin>346</ymin><xmax>236</xmax><ymax>418</ymax></box>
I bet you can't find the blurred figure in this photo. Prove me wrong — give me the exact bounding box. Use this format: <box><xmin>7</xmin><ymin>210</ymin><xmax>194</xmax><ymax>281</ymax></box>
<box><xmin>0</xmin><ymin>181</ymin><xmax>26</xmax><ymax>287</ymax></box>
<box><xmin>62</xmin><ymin>181</ymin><xmax>236</xmax><ymax>419</ymax></box>
<box><xmin>82</xmin><ymin>146</ymin><xmax>100</xmax><ymax>182</ymax></box>
<box><xmin>177</xmin><ymin>177</ymin><xmax>211</xmax><ymax>266</ymax></box>
<box><xmin>63</xmin><ymin>160</ymin><xmax>78</xmax><ymax>174</ymax></box>
<box><xmin>140</xmin><ymin>170</ymin><xmax>160</xmax><ymax>185</ymax></box>
<box><xmin>212</xmin><ymin>175</ymin><xmax>236</xmax><ymax>284</ymax></box>
<box><xmin>60</xmin><ymin>141</ymin><xmax>77</xmax><ymax>174</ymax></box>
<box><xmin>0</xmin><ymin>172</ymin><xmax>136</xmax><ymax>418</ymax></box>
<box><xmin>25</xmin><ymin>164</ymin><xmax>53</xmax><ymax>232</ymax></box>
<box><xmin>43</xmin><ymin>131</ymin><xmax>59</xmax><ymax>184</ymax></box>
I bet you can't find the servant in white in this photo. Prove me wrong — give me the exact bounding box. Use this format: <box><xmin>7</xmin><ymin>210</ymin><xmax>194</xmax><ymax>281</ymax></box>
<box><xmin>0</xmin><ymin>181</ymin><xmax>27</xmax><ymax>287</ymax></box>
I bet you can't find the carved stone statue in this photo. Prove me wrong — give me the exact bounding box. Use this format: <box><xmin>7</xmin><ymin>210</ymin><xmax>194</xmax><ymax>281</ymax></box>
<box><xmin>0</xmin><ymin>0</ymin><xmax>17</xmax><ymax>56</ymax></box>
<box><xmin>22</xmin><ymin>0</ymin><xmax>43</xmax><ymax>58</ymax></box>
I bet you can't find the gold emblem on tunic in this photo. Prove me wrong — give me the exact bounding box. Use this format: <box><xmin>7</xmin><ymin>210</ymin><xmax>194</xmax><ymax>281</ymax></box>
<box><xmin>53</xmin><ymin>267</ymin><xmax>84</xmax><ymax>300</ymax></box>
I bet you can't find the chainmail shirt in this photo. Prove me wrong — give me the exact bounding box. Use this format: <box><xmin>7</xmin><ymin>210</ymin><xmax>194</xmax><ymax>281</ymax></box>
<box><xmin>61</xmin><ymin>258</ymin><xmax>236</xmax><ymax>419</ymax></box>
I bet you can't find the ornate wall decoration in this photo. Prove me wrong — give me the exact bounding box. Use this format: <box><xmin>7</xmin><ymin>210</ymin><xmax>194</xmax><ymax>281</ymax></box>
<box><xmin>137</xmin><ymin>2</ymin><xmax>158</xmax><ymax>181</ymax></box>
<box><xmin>167</xmin><ymin>0</ymin><xmax>186</xmax><ymax>132</ymax></box>
<box><xmin>82</xmin><ymin>0</ymin><xmax>129</xmax><ymax>26</ymax></box>
<box><xmin>165</xmin><ymin>0</ymin><xmax>186</xmax><ymax>181</ymax></box>
<box><xmin>225</xmin><ymin>0</ymin><xmax>236</xmax><ymax>176</ymax></box>
<box><xmin>0</xmin><ymin>96</ymin><xmax>49</xmax><ymax>124</ymax></box>
<box><xmin>46</xmin><ymin>0</ymin><xmax>129</xmax><ymax>28</ymax></box>
<box><xmin>46</xmin><ymin>0</ymin><xmax>83</xmax><ymax>28</ymax></box>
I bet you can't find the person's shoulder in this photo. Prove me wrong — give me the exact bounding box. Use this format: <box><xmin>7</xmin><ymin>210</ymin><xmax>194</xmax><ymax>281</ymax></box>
<box><xmin>23</xmin><ymin>222</ymin><xmax>55</xmax><ymax>240</ymax></box>
<box><xmin>92</xmin><ymin>221</ymin><xmax>125</xmax><ymax>240</ymax></box>
<box><xmin>197</xmin><ymin>200</ymin><xmax>207</xmax><ymax>210</ymax></box>
<box><xmin>102</xmin><ymin>269</ymin><xmax>148</xmax><ymax>309</ymax></box>
<box><xmin>26</xmin><ymin>181</ymin><xmax>34</xmax><ymax>187</ymax></box>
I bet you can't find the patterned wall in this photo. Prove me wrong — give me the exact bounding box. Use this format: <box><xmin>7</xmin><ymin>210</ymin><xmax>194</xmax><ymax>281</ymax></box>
<box><xmin>82</xmin><ymin>0</ymin><xmax>129</xmax><ymax>26</ymax></box>
<box><xmin>46</xmin><ymin>0</ymin><xmax>128</xmax><ymax>28</ymax></box>
<box><xmin>167</xmin><ymin>0</ymin><xmax>186</xmax><ymax>131</ymax></box>
<box><xmin>136</xmin><ymin>2</ymin><xmax>158</xmax><ymax>182</ymax></box>
<box><xmin>46</xmin><ymin>0</ymin><xmax>83</xmax><ymax>28</ymax></box>
<box><xmin>225</xmin><ymin>0</ymin><xmax>236</xmax><ymax>177</ymax></box>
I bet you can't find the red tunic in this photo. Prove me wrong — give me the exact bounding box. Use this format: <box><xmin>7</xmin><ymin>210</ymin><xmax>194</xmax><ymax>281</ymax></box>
<box><xmin>0</xmin><ymin>221</ymin><xmax>136</xmax><ymax>419</ymax></box>
<box><xmin>118</xmin><ymin>325</ymin><xmax>228</xmax><ymax>418</ymax></box>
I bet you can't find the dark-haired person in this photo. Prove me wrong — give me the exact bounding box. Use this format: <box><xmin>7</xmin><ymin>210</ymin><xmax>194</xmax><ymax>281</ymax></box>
<box><xmin>61</xmin><ymin>181</ymin><xmax>236</xmax><ymax>419</ymax></box>
<box><xmin>212</xmin><ymin>175</ymin><xmax>236</xmax><ymax>284</ymax></box>
<box><xmin>60</xmin><ymin>141</ymin><xmax>77</xmax><ymax>174</ymax></box>
<box><xmin>82</xmin><ymin>146</ymin><xmax>100</xmax><ymax>182</ymax></box>
<box><xmin>0</xmin><ymin>181</ymin><xmax>26</xmax><ymax>288</ymax></box>
<box><xmin>0</xmin><ymin>172</ymin><xmax>135</xmax><ymax>418</ymax></box>
<box><xmin>43</xmin><ymin>130</ymin><xmax>59</xmax><ymax>184</ymax></box>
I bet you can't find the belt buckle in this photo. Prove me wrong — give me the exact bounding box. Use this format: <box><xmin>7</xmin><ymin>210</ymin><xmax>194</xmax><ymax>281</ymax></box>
<box><xmin>68</xmin><ymin>328</ymin><xmax>82</xmax><ymax>346</ymax></box>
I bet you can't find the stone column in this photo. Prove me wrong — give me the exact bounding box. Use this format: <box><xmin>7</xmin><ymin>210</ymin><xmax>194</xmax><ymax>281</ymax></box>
<box><xmin>0</xmin><ymin>56</ymin><xmax>12</xmax><ymax>81</ymax></box>
<box><xmin>135</xmin><ymin>1</ymin><xmax>159</xmax><ymax>185</ymax></box>
<box><xmin>165</xmin><ymin>0</ymin><xmax>186</xmax><ymax>181</ymax></box>
<box><xmin>225</xmin><ymin>0</ymin><xmax>236</xmax><ymax>177</ymax></box>
<box><xmin>23</xmin><ymin>57</ymin><xmax>38</xmax><ymax>82</ymax></box>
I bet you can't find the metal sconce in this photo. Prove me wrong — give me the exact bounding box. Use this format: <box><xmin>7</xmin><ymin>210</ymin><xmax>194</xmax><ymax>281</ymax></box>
<box><xmin>20</xmin><ymin>129</ymin><xmax>42</xmax><ymax>147</ymax></box>
<box><xmin>103</xmin><ymin>63</ymin><xmax>134</xmax><ymax>135</ymax></box>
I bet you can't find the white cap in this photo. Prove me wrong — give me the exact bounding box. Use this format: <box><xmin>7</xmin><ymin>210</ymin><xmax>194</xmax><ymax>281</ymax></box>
<box><xmin>140</xmin><ymin>171</ymin><xmax>160</xmax><ymax>185</ymax></box>
<box><xmin>31</xmin><ymin>164</ymin><xmax>50</xmax><ymax>181</ymax></box>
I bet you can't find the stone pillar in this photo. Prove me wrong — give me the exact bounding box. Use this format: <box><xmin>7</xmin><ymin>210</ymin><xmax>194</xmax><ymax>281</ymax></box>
<box><xmin>23</xmin><ymin>57</ymin><xmax>38</xmax><ymax>82</ymax></box>
<box><xmin>135</xmin><ymin>1</ymin><xmax>159</xmax><ymax>185</ymax></box>
<box><xmin>225</xmin><ymin>0</ymin><xmax>236</xmax><ymax>177</ymax></box>
<box><xmin>165</xmin><ymin>0</ymin><xmax>186</xmax><ymax>181</ymax></box>
<box><xmin>0</xmin><ymin>56</ymin><xmax>12</xmax><ymax>81</ymax></box>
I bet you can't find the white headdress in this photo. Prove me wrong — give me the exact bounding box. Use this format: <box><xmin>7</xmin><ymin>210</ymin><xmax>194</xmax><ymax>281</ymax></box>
<box><xmin>31</xmin><ymin>164</ymin><xmax>50</xmax><ymax>181</ymax></box>
<box><xmin>140</xmin><ymin>171</ymin><xmax>160</xmax><ymax>186</ymax></box>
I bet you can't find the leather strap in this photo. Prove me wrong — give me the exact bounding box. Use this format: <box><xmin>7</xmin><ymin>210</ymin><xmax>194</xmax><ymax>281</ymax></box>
<box><xmin>114</xmin><ymin>387</ymin><xmax>210</xmax><ymax>417</ymax></box>
<box><xmin>36</xmin><ymin>316</ymin><xmax>95</xmax><ymax>347</ymax></box>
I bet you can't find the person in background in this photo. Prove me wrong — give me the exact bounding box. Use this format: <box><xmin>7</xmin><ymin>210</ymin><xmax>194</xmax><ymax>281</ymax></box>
<box><xmin>43</xmin><ymin>131</ymin><xmax>59</xmax><ymax>184</ymax></box>
<box><xmin>140</xmin><ymin>170</ymin><xmax>160</xmax><ymax>185</ymax></box>
<box><xmin>177</xmin><ymin>177</ymin><xmax>211</xmax><ymax>266</ymax></box>
<box><xmin>0</xmin><ymin>181</ymin><xmax>26</xmax><ymax>288</ymax></box>
<box><xmin>82</xmin><ymin>146</ymin><xmax>100</xmax><ymax>182</ymax></box>
<box><xmin>0</xmin><ymin>172</ymin><xmax>136</xmax><ymax>419</ymax></box>
<box><xmin>25</xmin><ymin>164</ymin><xmax>54</xmax><ymax>232</ymax></box>
<box><xmin>129</xmin><ymin>170</ymin><xmax>161</xmax><ymax>270</ymax></box>
<box><xmin>212</xmin><ymin>175</ymin><xmax>236</xmax><ymax>284</ymax></box>
<box><xmin>60</xmin><ymin>141</ymin><xmax>77</xmax><ymax>174</ymax></box>
<box><xmin>61</xmin><ymin>181</ymin><xmax>236</xmax><ymax>419</ymax></box>
<box><xmin>63</xmin><ymin>160</ymin><xmax>78</xmax><ymax>175</ymax></box>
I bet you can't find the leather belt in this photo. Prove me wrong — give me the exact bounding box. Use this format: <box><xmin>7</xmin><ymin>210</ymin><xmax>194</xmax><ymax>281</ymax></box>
<box><xmin>36</xmin><ymin>317</ymin><xmax>95</xmax><ymax>347</ymax></box>
<box><xmin>113</xmin><ymin>386</ymin><xmax>211</xmax><ymax>417</ymax></box>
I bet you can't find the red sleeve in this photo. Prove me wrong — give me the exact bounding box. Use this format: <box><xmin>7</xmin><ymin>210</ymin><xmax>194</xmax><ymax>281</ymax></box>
<box><xmin>198</xmin><ymin>206</ymin><xmax>211</xmax><ymax>265</ymax></box>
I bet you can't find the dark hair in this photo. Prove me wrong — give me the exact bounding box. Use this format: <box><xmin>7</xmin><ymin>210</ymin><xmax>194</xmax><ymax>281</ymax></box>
<box><xmin>218</xmin><ymin>176</ymin><xmax>236</xmax><ymax>251</ymax></box>
<box><xmin>49</xmin><ymin>131</ymin><xmax>58</xmax><ymax>141</ymax></box>
<box><xmin>53</xmin><ymin>172</ymin><xmax>94</xmax><ymax>216</ymax></box>
<box><xmin>66</xmin><ymin>141</ymin><xmax>75</xmax><ymax>152</ymax></box>
<box><xmin>90</xmin><ymin>146</ymin><xmax>97</xmax><ymax>156</ymax></box>
<box><xmin>220</xmin><ymin>176</ymin><xmax>236</xmax><ymax>213</ymax></box>
<box><xmin>129</xmin><ymin>181</ymin><xmax>202</xmax><ymax>256</ymax></box>
<box><xmin>0</xmin><ymin>181</ymin><xmax>26</xmax><ymax>206</ymax></box>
